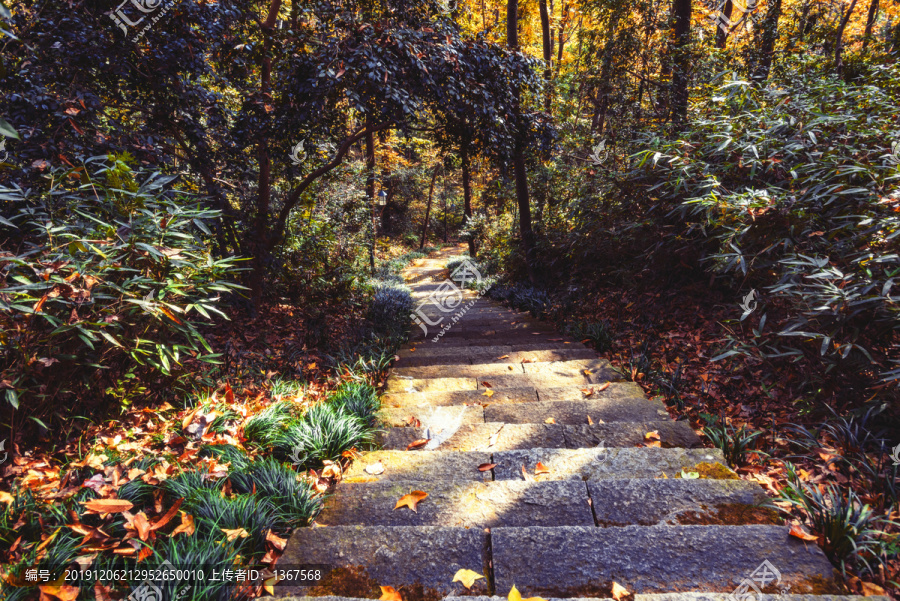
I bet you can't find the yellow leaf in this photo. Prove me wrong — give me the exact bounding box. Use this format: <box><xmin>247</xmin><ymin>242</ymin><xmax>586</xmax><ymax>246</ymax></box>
<box><xmin>482</xmin><ymin>390</ymin><xmax>494</xmax><ymax>397</ymax></box>
<box><xmin>171</xmin><ymin>512</ymin><xmax>195</xmax><ymax>537</ymax></box>
<box><xmin>38</xmin><ymin>585</ymin><xmax>80</xmax><ymax>601</ymax></box>
<box><xmin>394</xmin><ymin>491</ymin><xmax>428</xmax><ymax>512</ymax></box>
<box><xmin>452</xmin><ymin>569</ymin><xmax>484</xmax><ymax>589</ymax></box>
<box><xmin>365</xmin><ymin>462</ymin><xmax>386</xmax><ymax>475</ymax></box>
<box><xmin>597</xmin><ymin>382</ymin><xmax>611</xmax><ymax>391</ymax></box>
<box><xmin>587</xmin><ymin>415</ymin><xmax>594</xmax><ymax>425</ymax></box>
<box><xmin>645</xmin><ymin>430</ymin><xmax>661</xmax><ymax>440</ymax></box>
<box><xmin>220</xmin><ymin>527</ymin><xmax>249</xmax><ymax>541</ymax></box>
<box><xmin>544</xmin><ymin>417</ymin><xmax>556</xmax><ymax>424</ymax></box>
<box><xmin>611</xmin><ymin>581</ymin><xmax>631</xmax><ymax>601</ymax></box>
<box><xmin>0</xmin><ymin>491</ymin><xmax>14</xmax><ymax>505</ymax></box>
<box><xmin>80</xmin><ymin>499</ymin><xmax>134</xmax><ymax>514</ymax></box>
<box><xmin>497</xmin><ymin>354</ymin><xmax>510</xmax><ymax>359</ymax></box>
<box><xmin>508</xmin><ymin>585</ymin><xmax>546</xmax><ymax>601</ymax></box>
<box><xmin>380</xmin><ymin>586</ymin><xmax>403</xmax><ymax>601</ymax></box>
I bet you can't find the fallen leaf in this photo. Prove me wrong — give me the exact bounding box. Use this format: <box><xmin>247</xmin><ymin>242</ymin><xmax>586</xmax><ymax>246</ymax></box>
<box><xmin>477</xmin><ymin>463</ymin><xmax>497</xmax><ymax>472</ymax></box>
<box><xmin>497</xmin><ymin>355</ymin><xmax>510</xmax><ymax>359</ymax></box>
<box><xmin>587</xmin><ymin>415</ymin><xmax>594</xmax><ymax>425</ymax></box>
<box><xmin>406</xmin><ymin>439</ymin><xmax>429</xmax><ymax>450</ymax></box>
<box><xmin>581</xmin><ymin>387</ymin><xmax>594</xmax><ymax>397</ymax></box>
<box><xmin>534</xmin><ymin>462</ymin><xmax>550</xmax><ymax>475</ymax></box>
<box><xmin>225</xmin><ymin>383</ymin><xmax>235</xmax><ymax>404</ymax></box>
<box><xmin>38</xmin><ymin>585</ymin><xmax>80</xmax><ymax>601</ymax></box>
<box><xmin>452</xmin><ymin>569</ymin><xmax>484</xmax><ymax>589</ymax></box>
<box><xmin>482</xmin><ymin>390</ymin><xmax>494</xmax><ymax>397</ymax></box>
<box><xmin>611</xmin><ymin>581</ymin><xmax>631</xmax><ymax>601</ymax></box>
<box><xmin>149</xmin><ymin>498</ymin><xmax>183</xmax><ymax>531</ymax></box>
<box><xmin>220</xmin><ymin>527</ymin><xmax>249</xmax><ymax>541</ymax></box>
<box><xmin>488</xmin><ymin>425</ymin><xmax>504</xmax><ymax>447</ymax></box>
<box><xmin>394</xmin><ymin>491</ymin><xmax>428</xmax><ymax>512</ymax></box>
<box><xmin>365</xmin><ymin>462</ymin><xmax>386</xmax><ymax>475</ymax></box>
<box><xmin>380</xmin><ymin>586</ymin><xmax>403</xmax><ymax>601</ymax></box>
<box><xmin>645</xmin><ymin>430</ymin><xmax>660</xmax><ymax>440</ymax></box>
<box><xmin>544</xmin><ymin>417</ymin><xmax>556</xmax><ymax>424</ymax></box>
<box><xmin>266</xmin><ymin>530</ymin><xmax>287</xmax><ymax>550</ymax></box>
<box><xmin>521</xmin><ymin>465</ymin><xmax>535</xmax><ymax>482</ymax></box>
<box><xmin>132</xmin><ymin>512</ymin><xmax>152</xmax><ymax>541</ymax></box>
<box><xmin>171</xmin><ymin>512</ymin><xmax>195</xmax><ymax>537</ymax></box>
<box><xmin>597</xmin><ymin>382</ymin><xmax>611</xmax><ymax>391</ymax></box>
<box><xmin>861</xmin><ymin>582</ymin><xmax>886</xmax><ymax>596</ymax></box>
<box><xmin>680</xmin><ymin>470</ymin><xmax>700</xmax><ymax>479</ymax></box>
<box><xmin>181</xmin><ymin>405</ymin><xmax>202</xmax><ymax>430</ymax></box>
<box><xmin>0</xmin><ymin>491</ymin><xmax>14</xmax><ymax>504</ymax></box>
<box><xmin>80</xmin><ymin>499</ymin><xmax>134</xmax><ymax>514</ymax></box>
<box><xmin>481</xmin><ymin>381</ymin><xmax>492</xmax><ymax>388</ymax></box>
<box><xmin>582</xmin><ymin>369</ymin><xmax>592</xmax><ymax>376</ymax></box>
<box><xmin>789</xmin><ymin>523</ymin><xmax>818</xmax><ymax>541</ymax></box>
<box><xmin>508</xmin><ymin>584</ymin><xmax>546</xmax><ymax>601</ymax></box>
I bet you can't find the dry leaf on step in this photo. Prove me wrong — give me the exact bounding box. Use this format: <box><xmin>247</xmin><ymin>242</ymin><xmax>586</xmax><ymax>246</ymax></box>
<box><xmin>611</xmin><ymin>581</ymin><xmax>631</xmax><ymax>601</ymax></box>
<box><xmin>482</xmin><ymin>390</ymin><xmax>494</xmax><ymax>397</ymax></box>
<box><xmin>645</xmin><ymin>431</ymin><xmax>661</xmax><ymax>440</ymax></box>
<box><xmin>477</xmin><ymin>463</ymin><xmax>497</xmax><ymax>472</ymax></box>
<box><xmin>508</xmin><ymin>585</ymin><xmax>546</xmax><ymax>601</ymax></box>
<box><xmin>406</xmin><ymin>439</ymin><xmax>429</xmax><ymax>450</ymax></box>
<box><xmin>789</xmin><ymin>523</ymin><xmax>818</xmax><ymax>541</ymax></box>
<box><xmin>597</xmin><ymin>382</ymin><xmax>611</xmax><ymax>391</ymax></box>
<box><xmin>452</xmin><ymin>569</ymin><xmax>484</xmax><ymax>589</ymax></box>
<box><xmin>587</xmin><ymin>415</ymin><xmax>594</xmax><ymax>425</ymax></box>
<box><xmin>582</xmin><ymin>387</ymin><xmax>594</xmax><ymax>397</ymax></box>
<box><xmin>394</xmin><ymin>491</ymin><xmax>428</xmax><ymax>512</ymax></box>
<box><xmin>534</xmin><ymin>462</ymin><xmax>550</xmax><ymax>475</ymax></box>
<box><xmin>365</xmin><ymin>462</ymin><xmax>385</xmax><ymax>475</ymax></box>
<box><xmin>379</xmin><ymin>586</ymin><xmax>403</xmax><ymax>601</ymax></box>
<box><xmin>544</xmin><ymin>417</ymin><xmax>556</xmax><ymax>424</ymax></box>
<box><xmin>521</xmin><ymin>465</ymin><xmax>535</xmax><ymax>482</ymax></box>
<box><xmin>497</xmin><ymin>355</ymin><xmax>510</xmax><ymax>359</ymax></box>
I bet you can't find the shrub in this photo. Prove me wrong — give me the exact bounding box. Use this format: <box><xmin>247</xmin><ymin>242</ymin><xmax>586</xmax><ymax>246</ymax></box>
<box><xmin>242</xmin><ymin>400</ymin><xmax>295</xmax><ymax>447</ymax></box>
<box><xmin>328</xmin><ymin>381</ymin><xmax>380</xmax><ymax>427</ymax></box>
<box><xmin>183</xmin><ymin>489</ymin><xmax>278</xmax><ymax>554</ymax></box>
<box><xmin>0</xmin><ymin>157</ymin><xmax>243</xmax><ymax>418</ymax></box>
<box><xmin>229</xmin><ymin>457</ymin><xmax>322</xmax><ymax>527</ymax></box>
<box><xmin>273</xmin><ymin>403</ymin><xmax>371</xmax><ymax>468</ymax></box>
<box><xmin>565</xmin><ymin>320</ymin><xmax>614</xmax><ymax>352</ymax></box>
<box><xmin>162</xmin><ymin>468</ymin><xmax>225</xmax><ymax>501</ymax></box>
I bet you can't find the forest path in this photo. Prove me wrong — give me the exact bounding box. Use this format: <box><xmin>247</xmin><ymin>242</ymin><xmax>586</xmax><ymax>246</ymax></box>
<box><xmin>277</xmin><ymin>247</ymin><xmax>869</xmax><ymax>601</ymax></box>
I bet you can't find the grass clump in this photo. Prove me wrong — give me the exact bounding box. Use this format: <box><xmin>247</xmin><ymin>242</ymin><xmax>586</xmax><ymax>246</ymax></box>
<box><xmin>328</xmin><ymin>381</ymin><xmax>380</xmax><ymax>427</ymax></box>
<box><xmin>163</xmin><ymin>468</ymin><xmax>225</xmax><ymax>501</ymax></box>
<box><xmin>274</xmin><ymin>403</ymin><xmax>372</xmax><ymax>468</ymax></box>
<box><xmin>230</xmin><ymin>457</ymin><xmax>322</xmax><ymax>527</ymax></box>
<box><xmin>198</xmin><ymin>444</ymin><xmax>252</xmax><ymax>470</ymax></box>
<box><xmin>243</xmin><ymin>400</ymin><xmax>295</xmax><ymax>447</ymax></box>
<box><xmin>183</xmin><ymin>489</ymin><xmax>278</xmax><ymax>555</ymax></box>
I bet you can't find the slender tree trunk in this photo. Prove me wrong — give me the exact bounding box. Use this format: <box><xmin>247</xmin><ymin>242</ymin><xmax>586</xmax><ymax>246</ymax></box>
<box><xmin>714</xmin><ymin>0</ymin><xmax>734</xmax><ymax>48</ymax></box>
<box><xmin>863</xmin><ymin>0</ymin><xmax>879</xmax><ymax>49</ymax></box>
<box><xmin>420</xmin><ymin>163</ymin><xmax>440</xmax><ymax>249</ymax></box>
<box><xmin>752</xmin><ymin>0</ymin><xmax>783</xmax><ymax>83</ymax></box>
<box><xmin>539</xmin><ymin>0</ymin><xmax>553</xmax><ymax>114</ymax></box>
<box><xmin>461</xmin><ymin>145</ymin><xmax>476</xmax><ymax>256</ymax></box>
<box><xmin>365</xmin><ymin>115</ymin><xmax>376</xmax><ymax>274</ymax></box>
<box><xmin>834</xmin><ymin>0</ymin><xmax>859</xmax><ymax>75</ymax></box>
<box><xmin>670</xmin><ymin>0</ymin><xmax>692</xmax><ymax>126</ymax></box>
<box><xmin>556</xmin><ymin>0</ymin><xmax>568</xmax><ymax>78</ymax></box>
<box><xmin>508</xmin><ymin>0</ymin><xmax>538</xmax><ymax>283</ymax></box>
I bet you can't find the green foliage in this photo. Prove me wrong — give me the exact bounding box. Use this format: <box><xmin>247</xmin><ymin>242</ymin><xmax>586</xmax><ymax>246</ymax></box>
<box><xmin>229</xmin><ymin>457</ymin><xmax>322</xmax><ymax>527</ymax></box>
<box><xmin>183</xmin><ymin>489</ymin><xmax>278</xmax><ymax>554</ymax></box>
<box><xmin>162</xmin><ymin>468</ymin><xmax>225</xmax><ymax>501</ymax></box>
<box><xmin>139</xmin><ymin>535</ymin><xmax>240</xmax><ymax>601</ymax></box>
<box><xmin>198</xmin><ymin>443</ymin><xmax>252</xmax><ymax>471</ymax></box>
<box><xmin>779</xmin><ymin>462</ymin><xmax>898</xmax><ymax>577</ymax></box>
<box><xmin>274</xmin><ymin>403</ymin><xmax>372</xmax><ymax>468</ymax></box>
<box><xmin>0</xmin><ymin>159</ymin><xmax>243</xmax><ymax>416</ymax></box>
<box><xmin>242</xmin><ymin>401</ymin><xmax>296</xmax><ymax>447</ymax></box>
<box><xmin>565</xmin><ymin>320</ymin><xmax>614</xmax><ymax>352</ymax></box>
<box><xmin>701</xmin><ymin>416</ymin><xmax>764</xmax><ymax>467</ymax></box>
<box><xmin>328</xmin><ymin>381</ymin><xmax>381</xmax><ymax>427</ymax></box>
<box><xmin>489</xmin><ymin>283</ymin><xmax>552</xmax><ymax>318</ymax></box>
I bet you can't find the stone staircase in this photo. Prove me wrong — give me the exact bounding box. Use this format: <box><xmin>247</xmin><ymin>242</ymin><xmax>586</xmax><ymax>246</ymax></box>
<box><xmin>277</xmin><ymin>248</ymin><xmax>884</xmax><ymax>601</ymax></box>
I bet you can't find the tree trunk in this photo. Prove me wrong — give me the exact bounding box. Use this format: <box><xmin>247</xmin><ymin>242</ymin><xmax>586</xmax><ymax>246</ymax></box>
<box><xmin>420</xmin><ymin>163</ymin><xmax>440</xmax><ymax>249</ymax></box>
<box><xmin>834</xmin><ymin>0</ymin><xmax>859</xmax><ymax>75</ymax></box>
<box><xmin>752</xmin><ymin>0</ymin><xmax>783</xmax><ymax>83</ymax></box>
<box><xmin>461</xmin><ymin>145</ymin><xmax>476</xmax><ymax>256</ymax></box>
<box><xmin>539</xmin><ymin>0</ymin><xmax>553</xmax><ymax>114</ymax></box>
<box><xmin>714</xmin><ymin>0</ymin><xmax>734</xmax><ymax>48</ymax></box>
<box><xmin>670</xmin><ymin>0</ymin><xmax>692</xmax><ymax>126</ymax></box>
<box><xmin>365</xmin><ymin>116</ymin><xmax>376</xmax><ymax>274</ymax></box>
<box><xmin>507</xmin><ymin>0</ymin><xmax>538</xmax><ymax>283</ymax></box>
<box><xmin>863</xmin><ymin>0</ymin><xmax>879</xmax><ymax>49</ymax></box>
<box><xmin>556</xmin><ymin>0</ymin><xmax>568</xmax><ymax>78</ymax></box>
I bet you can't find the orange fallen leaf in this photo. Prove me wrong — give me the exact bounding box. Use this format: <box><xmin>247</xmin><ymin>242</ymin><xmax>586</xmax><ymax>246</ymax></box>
<box><xmin>481</xmin><ymin>381</ymin><xmax>493</xmax><ymax>388</ymax></box>
<box><xmin>521</xmin><ymin>465</ymin><xmax>535</xmax><ymax>482</ymax></box>
<box><xmin>394</xmin><ymin>491</ymin><xmax>428</xmax><ymax>512</ymax></box>
<box><xmin>171</xmin><ymin>512</ymin><xmax>195</xmax><ymax>537</ymax></box>
<box><xmin>225</xmin><ymin>383</ymin><xmax>235</xmax><ymax>404</ymax></box>
<box><xmin>861</xmin><ymin>582</ymin><xmax>887</xmax><ymax>595</ymax></box>
<box><xmin>221</xmin><ymin>527</ymin><xmax>249</xmax><ymax>541</ymax></box>
<box><xmin>181</xmin><ymin>405</ymin><xmax>202</xmax><ymax>430</ymax></box>
<box><xmin>38</xmin><ymin>585</ymin><xmax>80</xmax><ymax>601</ymax></box>
<box><xmin>789</xmin><ymin>523</ymin><xmax>818</xmax><ymax>541</ymax></box>
<box><xmin>581</xmin><ymin>387</ymin><xmax>594</xmax><ymax>397</ymax></box>
<box><xmin>477</xmin><ymin>463</ymin><xmax>497</xmax><ymax>472</ymax></box>
<box><xmin>149</xmin><ymin>498</ymin><xmax>183</xmax><ymax>531</ymax></box>
<box><xmin>266</xmin><ymin>530</ymin><xmax>288</xmax><ymax>550</ymax></box>
<box><xmin>132</xmin><ymin>512</ymin><xmax>152</xmax><ymax>541</ymax></box>
<box><xmin>597</xmin><ymin>382</ymin><xmax>611</xmax><ymax>391</ymax></box>
<box><xmin>544</xmin><ymin>417</ymin><xmax>556</xmax><ymax>424</ymax></box>
<box><xmin>582</xmin><ymin>369</ymin><xmax>592</xmax><ymax>376</ymax></box>
<box><xmin>80</xmin><ymin>499</ymin><xmax>134</xmax><ymax>514</ymax></box>
<box><xmin>534</xmin><ymin>462</ymin><xmax>550</xmax><ymax>475</ymax></box>
<box><xmin>406</xmin><ymin>439</ymin><xmax>429</xmax><ymax>450</ymax></box>
<box><xmin>645</xmin><ymin>430</ymin><xmax>661</xmax><ymax>441</ymax></box>
<box><xmin>497</xmin><ymin>355</ymin><xmax>510</xmax><ymax>359</ymax></box>
<box><xmin>611</xmin><ymin>581</ymin><xmax>631</xmax><ymax>601</ymax></box>
<box><xmin>380</xmin><ymin>586</ymin><xmax>403</xmax><ymax>601</ymax></box>
<box><xmin>482</xmin><ymin>390</ymin><xmax>494</xmax><ymax>397</ymax></box>
<box><xmin>452</xmin><ymin>568</ymin><xmax>484</xmax><ymax>589</ymax></box>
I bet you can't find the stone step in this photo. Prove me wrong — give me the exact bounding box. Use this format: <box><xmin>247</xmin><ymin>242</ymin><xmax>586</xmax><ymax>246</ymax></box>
<box><xmin>483</xmin><ymin>397</ymin><xmax>669</xmax><ymax>424</ymax></box>
<box><xmin>275</xmin><ymin>526</ymin><xmax>489</xmax><ymax>598</ymax></box>
<box><xmin>489</xmin><ymin>525</ymin><xmax>838</xmax><ymax>596</ymax></box>
<box><xmin>377</xmin><ymin>422</ymin><xmax>700</xmax><ymax>452</ymax></box>
<box><xmin>316</xmin><ymin>480</ymin><xmax>595</xmax><ymax>527</ymax></box>
<box><xmin>492</xmin><ymin>447</ymin><xmax>734</xmax><ymax>481</ymax></box>
<box><xmin>378</xmin><ymin>405</ymin><xmax>486</xmax><ymax>427</ymax></box>
<box><xmin>586</xmin><ymin>478</ymin><xmax>774</xmax><ymax>526</ymax></box>
<box><xmin>411</xmin><ymin>332</ymin><xmax>581</xmax><ymax>345</ymax></box>
<box><xmin>281</xmin><ymin>595</ymin><xmax>888</xmax><ymax>601</ymax></box>
<box><xmin>393</xmin><ymin>348</ymin><xmax>597</xmax><ymax>368</ymax></box>
<box><xmin>381</xmin><ymin>383</ymin><xmax>646</xmax><ymax>409</ymax></box>
<box><xmin>343</xmin><ymin>450</ymin><xmax>492</xmax><ymax>483</ymax></box>
<box><xmin>391</xmin><ymin>358</ymin><xmax>617</xmax><ymax>380</ymax></box>
<box><xmin>397</xmin><ymin>343</ymin><xmax>579</xmax><ymax>359</ymax></box>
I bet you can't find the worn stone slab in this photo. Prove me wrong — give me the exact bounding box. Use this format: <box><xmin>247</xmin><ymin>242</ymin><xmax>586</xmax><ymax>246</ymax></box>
<box><xmin>378</xmin><ymin>405</ymin><xmax>485</xmax><ymax>427</ymax></box>
<box><xmin>484</xmin><ymin>397</ymin><xmax>668</xmax><ymax>424</ymax></box>
<box><xmin>536</xmin><ymin>382</ymin><xmax>649</xmax><ymax>403</ymax></box>
<box><xmin>414</xmin><ymin>336</ymin><xmax>577</xmax><ymax>347</ymax></box>
<box><xmin>382</xmin><ymin>387</ymin><xmax>539</xmax><ymax>409</ymax></box>
<box><xmin>471</xmin><ymin>348</ymin><xmax>598</xmax><ymax>364</ymax></box>
<box><xmin>277</xmin><ymin>526</ymin><xmax>489</xmax><ymax>598</ymax></box>
<box><xmin>636</xmin><ymin>595</ymin><xmax>890</xmax><ymax>601</ymax></box>
<box><xmin>343</xmin><ymin>451</ymin><xmax>492</xmax><ymax>483</ymax></box>
<box><xmin>394</xmin><ymin>354</ymin><xmax>474</xmax><ymax>368</ymax></box>
<box><xmin>492</xmin><ymin>448</ymin><xmax>732</xmax><ymax>481</ymax></box>
<box><xmin>385</xmin><ymin>376</ymin><xmax>476</xmax><ymax>394</ymax></box>
<box><xmin>563</xmin><ymin>421</ymin><xmax>701</xmax><ymax>448</ymax></box>
<box><xmin>317</xmin><ymin>480</ymin><xmax>595</xmax><ymax>527</ymax></box>
<box><xmin>491</xmin><ymin>525</ymin><xmax>838</xmax><ymax>595</ymax></box>
<box><xmin>522</xmin><ymin>358</ymin><xmax>618</xmax><ymax>376</ymax></box>
<box><xmin>475</xmin><ymin>369</ymin><xmax>622</xmax><ymax>390</ymax></box>
<box><xmin>396</xmin><ymin>342</ymin><xmax>578</xmax><ymax>359</ymax></box>
<box><xmin>587</xmin><ymin>479</ymin><xmax>772</xmax><ymax>526</ymax></box>
<box><xmin>391</xmin><ymin>363</ymin><xmax>525</xmax><ymax>379</ymax></box>
<box><xmin>378</xmin><ymin>423</ymin><xmax>567</xmax><ymax>452</ymax></box>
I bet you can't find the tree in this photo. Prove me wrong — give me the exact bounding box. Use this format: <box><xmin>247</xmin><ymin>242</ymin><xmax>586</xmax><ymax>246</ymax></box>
<box><xmin>752</xmin><ymin>0</ymin><xmax>784</xmax><ymax>84</ymax></box>
<box><xmin>670</xmin><ymin>0</ymin><xmax>692</xmax><ymax>125</ymax></box>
